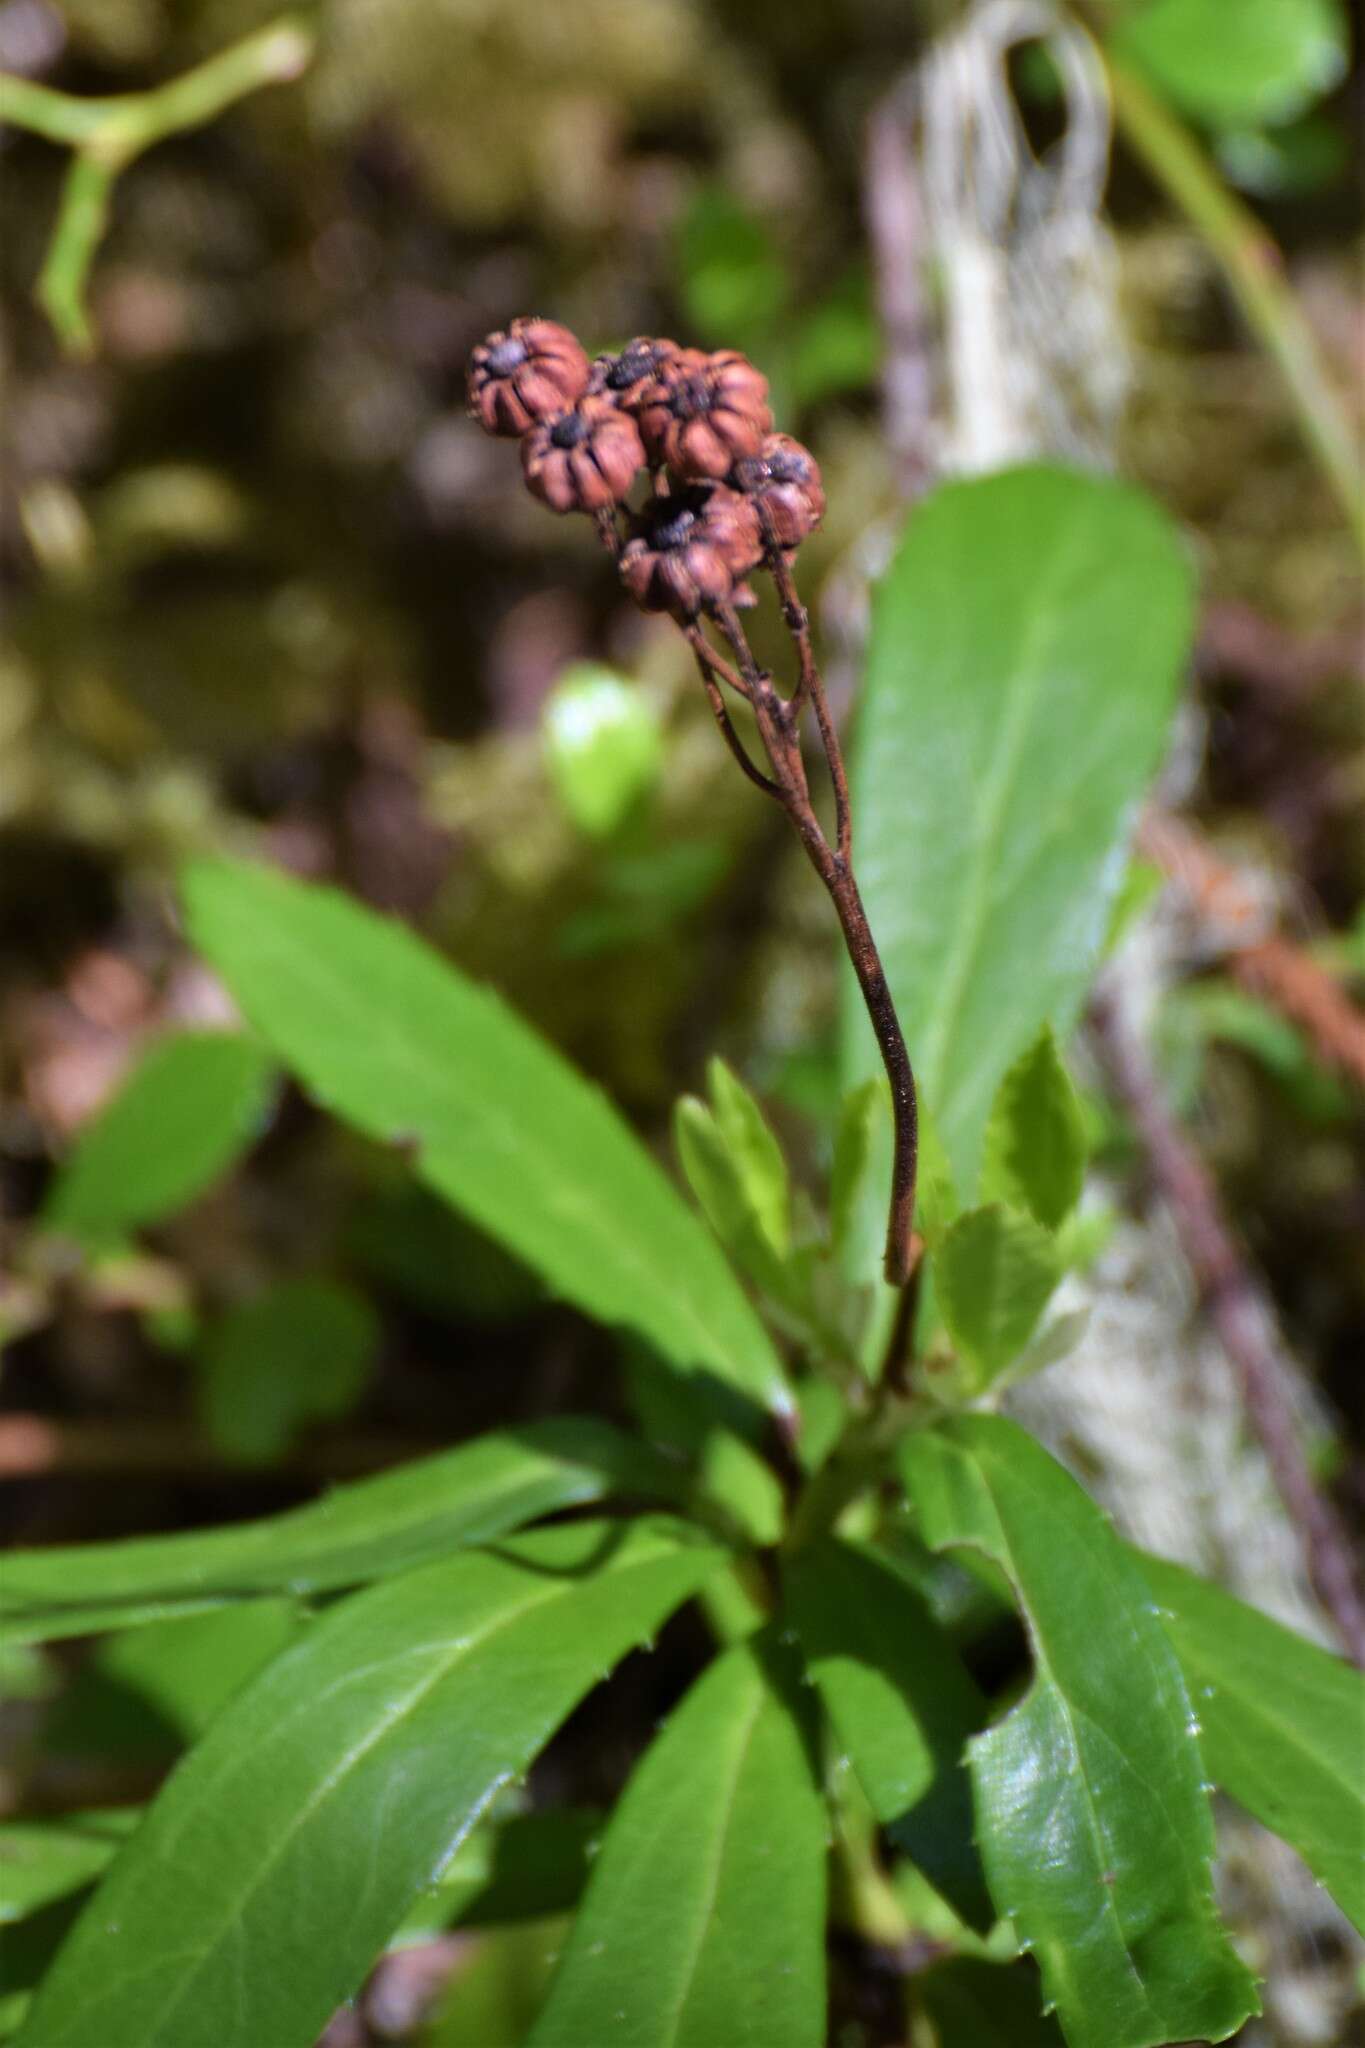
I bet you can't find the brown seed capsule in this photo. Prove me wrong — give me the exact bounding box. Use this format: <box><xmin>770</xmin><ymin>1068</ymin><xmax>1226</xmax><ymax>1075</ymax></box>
<box><xmin>521</xmin><ymin>397</ymin><xmax>646</xmax><ymax>513</ymax></box>
<box><xmin>635</xmin><ymin>348</ymin><xmax>773</xmax><ymax>481</ymax></box>
<box><xmin>619</xmin><ymin>483</ymin><xmax>762</xmax><ymax>620</ymax></box>
<box><xmin>586</xmin><ymin>336</ymin><xmax>680</xmax><ymax>406</ymax></box>
<box><xmin>467</xmin><ymin>317</ymin><xmax>590</xmax><ymax>437</ymax></box>
<box><xmin>731</xmin><ymin>432</ymin><xmax>825</xmax><ymax>550</ymax></box>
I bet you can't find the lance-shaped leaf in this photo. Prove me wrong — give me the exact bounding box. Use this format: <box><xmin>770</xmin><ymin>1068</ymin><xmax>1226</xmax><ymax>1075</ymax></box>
<box><xmin>41</xmin><ymin>1032</ymin><xmax>274</xmax><ymax>1244</ymax></box>
<box><xmin>1138</xmin><ymin>1551</ymin><xmax>1365</xmax><ymax>1933</ymax></box>
<box><xmin>1</xmin><ymin>1418</ymin><xmax>674</xmax><ymax>1637</ymax></box>
<box><xmin>183</xmin><ymin>859</ymin><xmax>791</xmax><ymax>1426</ymax></box>
<box><xmin>16</xmin><ymin>1519</ymin><xmax>723</xmax><ymax>2048</ymax></box>
<box><xmin>980</xmin><ymin>1029</ymin><xmax>1087</xmax><ymax>1231</ymax></box>
<box><xmin>934</xmin><ymin>1205</ymin><xmax>1060</xmax><ymax>1389</ymax></box>
<box><xmin>527</xmin><ymin>1635</ymin><xmax>826</xmax><ymax>2048</ymax></box>
<box><xmin>843</xmin><ymin>466</ymin><xmax>1192</xmax><ymax>1205</ymax></box>
<box><xmin>0</xmin><ymin>1816</ymin><xmax>137</xmax><ymax>1927</ymax></box>
<box><xmin>901</xmin><ymin>1417</ymin><xmax>1259</xmax><ymax>2048</ymax></box>
<box><xmin>785</xmin><ymin>1537</ymin><xmax>991</xmax><ymax>1927</ymax></box>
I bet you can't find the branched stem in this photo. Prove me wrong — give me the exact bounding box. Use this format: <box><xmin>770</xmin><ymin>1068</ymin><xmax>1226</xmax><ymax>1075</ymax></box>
<box><xmin>0</xmin><ymin>15</ymin><xmax>315</xmax><ymax>354</ymax></box>
<box><xmin>688</xmin><ymin>568</ymin><xmax>918</xmax><ymax>1286</ymax></box>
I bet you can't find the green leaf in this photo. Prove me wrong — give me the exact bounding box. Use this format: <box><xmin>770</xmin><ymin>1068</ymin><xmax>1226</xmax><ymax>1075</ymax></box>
<box><xmin>706</xmin><ymin>1060</ymin><xmax>791</xmax><ymax>1255</ymax></box>
<box><xmin>197</xmin><ymin>1278</ymin><xmax>377</xmax><ymax>1464</ymax></box>
<box><xmin>0</xmin><ymin>1817</ymin><xmax>137</xmax><ymax>1927</ymax></box>
<box><xmin>528</xmin><ymin>1634</ymin><xmax>825</xmax><ymax>2048</ymax></box>
<box><xmin>181</xmin><ymin>858</ymin><xmax>791</xmax><ymax>1426</ymax></box>
<box><xmin>674</xmin><ymin>1062</ymin><xmax>794</xmax><ymax>1309</ymax></box>
<box><xmin>980</xmin><ymin>1029</ymin><xmax>1087</xmax><ymax>1230</ymax></box>
<box><xmin>620</xmin><ymin>1352</ymin><xmax>784</xmax><ymax>1548</ymax></box>
<box><xmin>901</xmin><ymin>1416</ymin><xmax>1260</xmax><ymax>2048</ymax></box>
<box><xmin>915</xmin><ymin>1957</ymin><xmax>1063</xmax><ymax>2046</ymax></box>
<box><xmin>397</xmin><ymin>1810</ymin><xmax>600</xmax><ymax>1940</ymax></box>
<box><xmin>426</xmin><ymin>1920</ymin><xmax>567</xmax><ymax>2047</ymax></box>
<box><xmin>1</xmin><ymin>1418</ymin><xmax>671</xmax><ymax>1635</ymax></box>
<box><xmin>1112</xmin><ymin>0</ymin><xmax>1347</xmax><ymax>129</ymax></box>
<box><xmin>65</xmin><ymin>1597</ymin><xmax>304</xmax><ymax>1744</ymax></box>
<box><xmin>675</xmin><ymin>186</ymin><xmax>789</xmax><ymax>351</ymax></box>
<box><xmin>1137</xmin><ymin>1551</ymin><xmax>1365</xmax><ymax>1932</ymax></box>
<box><xmin>934</xmin><ymin>1206</ymin><xmax>1060</xmax><ymax>1389</ymax></box>
<box><xmin>785</xmin><ymin>1537</ymin><xmax>991</xmax><ymax>1927</ymax></box>
<box><xmin>843</xmin><ymin>466</ymin><xmax>1193</xmax><ymax>1203</ymax></box>
<box><xmin>543</xmin><ymin>665</ymin><xmax>662</xmax><ymax>838</ymax></box>
<box><xmin>16</xmin><ymin>1519</ymin><xmax>723</xmax><ymax>2048</ymax></box>
<box><xmin>41</xmin><ymin>1033</ymin><xmax>274</xmax><ymax>1244</ymax></box>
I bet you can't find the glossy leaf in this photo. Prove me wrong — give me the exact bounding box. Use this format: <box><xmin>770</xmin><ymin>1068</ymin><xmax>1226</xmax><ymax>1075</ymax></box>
<box><xmin>1138</xmin><ymin>1551</ymin><xmax>1365</xmax><ymax>1932</ymax></box>
<box><xmin>528</xmin><ymin>1636</ymin><xmax>826</xmax><ymax>2047</ymax></box>
<box><xmin>901</xmin><ymin>1416</ymin><xmax>1259</xmax><ymax>2048</ymax></box>
<box><xmin>1</xmin><ymin>1418</ymin><xmax>672</xmax><ymax>1633</ymax></box>
<box><xmin>843</xmin><ymin>466</ymin><xmax>1192</xmax><ymax>1203</ymax></box>
<box><xmin>980</xmin><ymin>1029</ymin><xmax>1087</xmax><ymax>1230</ymax></box>
<box><xmin>785</xmin><ymin>1537</ymin><xmax>991</xmax><ymax>1926</ymax></box>
<box><xmin>182</xmin><ymin>859</ymin><xmax>791</xmax><ymax>1425</ymax></box>
<box><xmin>543</xmin><ymin>664</ymin><xmax>662</xmax><ymax>838</ymax></box>
<box><xmin>934</xmin><ymin>1206</ymin><xmax>1060</xmax><ymax>1388</ymax></box>
<box><xmin>197</xmin><ymin>1278</ymin><xmax>377</xmax><ymax>1464</ymax></box>
<box><xmin>17</xmin><ymin>1519</ymin><xmax>723</xmax><ymax>2048</ymax></box>
<box><xmin>41</xmin><ymin>1033</ymin><xmax>274</xmax><ymax>1243</ymax></box>
<box><xmin>1112</xmin><ymin>0</ymin><xmax>1347</xmax><ymax>130</ymax></box>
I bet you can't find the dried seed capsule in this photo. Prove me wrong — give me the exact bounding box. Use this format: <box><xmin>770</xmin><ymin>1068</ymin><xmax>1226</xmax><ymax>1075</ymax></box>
<box><xmin>467</xmin><ymin>317</ymin><xmax>590</xmax><ymax>436</ymax></box>
<box><xmin>587</xmin><ymin>336</ymin><xmax>680</xmax><ymax>405</ymax></box>
<box><xmin>635</xmin><ymin>348</ymin><xmax>773</xmax><ymax>481</ymax></box>
<box><xmin>521</xmin><ymin>397</ymin><xmax>646</xmax><ymax>513</ymax></box>
<box><xmin>731</xmin><ymin>432</ymin><xmax>825</xmax><ymax>550</ymax></box>
<box><xmin>619</xmin><ymin>483</ymin><xmax>762</xmax><ymax>620</ymax></box>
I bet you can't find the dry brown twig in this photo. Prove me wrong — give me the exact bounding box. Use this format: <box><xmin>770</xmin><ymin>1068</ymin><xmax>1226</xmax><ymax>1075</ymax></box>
<box><xmin>1139</xmin><ymin>808</ymin><xmax>1365</xmax><ymax>1090</ymax></box>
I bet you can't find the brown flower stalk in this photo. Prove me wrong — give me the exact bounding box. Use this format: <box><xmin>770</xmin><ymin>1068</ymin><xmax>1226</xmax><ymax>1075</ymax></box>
<box><xmin>468</xmin><ymin>322</ymin><xmax>918</xmax><ymax>1285</ymax></box>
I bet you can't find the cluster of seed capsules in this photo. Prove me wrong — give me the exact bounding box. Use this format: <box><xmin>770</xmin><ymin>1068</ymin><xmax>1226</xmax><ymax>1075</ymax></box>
<box><xmin>466</xmin><ymin>317</ymin><xmax>825</xmax><ymax>621</ymax></box>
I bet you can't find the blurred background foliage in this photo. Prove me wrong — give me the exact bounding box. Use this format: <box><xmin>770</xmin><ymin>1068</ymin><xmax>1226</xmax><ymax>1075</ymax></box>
<box><xmin>0</xmin><ymin>1</ymin><xmax>1362</xmax><ymax>2043</ymax></box>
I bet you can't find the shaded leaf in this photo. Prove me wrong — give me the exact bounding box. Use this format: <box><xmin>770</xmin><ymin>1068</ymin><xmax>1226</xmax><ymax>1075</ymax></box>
<box><xmin>901</xmin><ymin>1416</ymin><xmax>1259</xmax><ymax>2048</ymax></box>
<box><xmin>528</xmin><ymin>1635</ymin><xmax>826</xmax><ymax>2047</ymax></box>
<box><xmin>17</xmin><ymin>1520</ymin><xmax>723</xmax><ymax>2048</ymax></box>
<box><xmin>1</xmin><ymin>1418</ymin><xmax>671</xmax><ymax>1635</ymax></box>
<box><xmin>915</xmin><ymin>1957</ymin><xmax>1064</xmax><ymax>2046</ymax></box>
<box><xmin>785</xmin><ymin>1537</ymin><xmax>991</xmax><ymax>1927</ymax></box>
<box><xmin>41</xmin><ymin>1033</ymin><xmax>274</xmax><ymax>1244</ymax></box>
<box><xmin>182</xmin><ymin>858</ymin><xmax>791</xmax><ymax>1425</ymax></box>
<box><xmin>843</xmin><ymin>467</ymin><xmax>1192</xmax><ymax>1205</ymax></box>
<box><xmin>197</xmin><ymin>1278</ymin><xmax>377</xmax><ymax>1464</ymax></box>
<box><xmin>934</xmin><ymin>1205</ymin><xmax>1060</xmax><ymax>1388</ymax></box>
<box><xmin>0</xmin><ymin>1817</ymin><xmax>137</xmax><ymax>1928</ymax></box>
<box><xmin>396</xmin><ymin>1811</ymin><xmax>600</xmax><ymax>1941</ymax></box>
<box><xmin>1138</xmin><ymin>1551</ymin><xmax>1365</xmax><ymax>1932</ymax></box>
<box><xmin>980</xmin><ymin>1029</ymin><xmax>1087</xmax><ymax>1230</ymax></box>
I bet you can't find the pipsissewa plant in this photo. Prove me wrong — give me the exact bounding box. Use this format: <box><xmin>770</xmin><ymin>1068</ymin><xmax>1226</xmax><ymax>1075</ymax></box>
<box><xmin>5</xmin><ymin>352</ymin><xmax>1363</xmax><ymax>2048</ymax></box>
